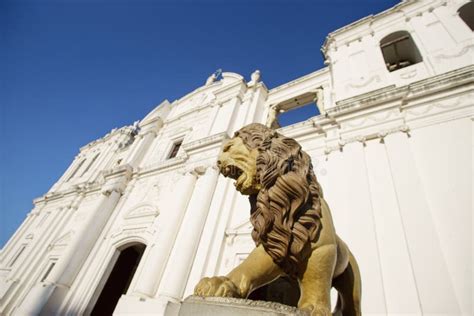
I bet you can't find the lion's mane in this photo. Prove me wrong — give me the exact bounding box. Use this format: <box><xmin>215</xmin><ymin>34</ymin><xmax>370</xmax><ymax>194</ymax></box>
<box><xmin>234</xmin><ymin>123</ymin><xmax>323</xmax><ymax>276</ymax></box>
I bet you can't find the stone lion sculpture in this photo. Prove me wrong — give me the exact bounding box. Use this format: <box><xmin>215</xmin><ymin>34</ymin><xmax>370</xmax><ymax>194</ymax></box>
<box><xmin>194</xmin><ymin>123</ymin><xmax>361</xmax><ymax>316</ymax></box>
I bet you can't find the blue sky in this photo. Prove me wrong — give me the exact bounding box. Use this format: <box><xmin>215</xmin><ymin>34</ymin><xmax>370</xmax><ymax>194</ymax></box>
<box><xmin>0</xmin><ymin>0</ymin><xmax>398</xmax><ymax>247</ymax></box>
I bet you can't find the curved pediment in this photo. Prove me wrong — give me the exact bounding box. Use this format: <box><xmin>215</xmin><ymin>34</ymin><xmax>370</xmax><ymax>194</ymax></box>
<box><xmin>141</xmin><ymin>100</ymin><xmax>172</xmax><ymax>127</ymax></box>
<box><xmin>124</xmin><ymin>203</ymin><xmax>159</xmax><ymax>220</ymax></box>
<box><xmin>221</xmin><ymin>72</ymin><xmax>244</xmax><ymax>83</ymax></box>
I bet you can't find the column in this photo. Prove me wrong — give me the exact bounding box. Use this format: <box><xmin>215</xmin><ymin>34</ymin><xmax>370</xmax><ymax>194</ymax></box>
<box><xmin>133</xmin><ymin>171</ymin><xmax>198</xmax><ymax>297</ymax></box>
<box><xmin>157</xmin><ymin>166</ymin><xmax>219</xmax><ymax>301</ymax></box>
<box><xmin>15</xmin><ymin>180</ymin><xmax>125</xmax><ymax>315</ymax></box>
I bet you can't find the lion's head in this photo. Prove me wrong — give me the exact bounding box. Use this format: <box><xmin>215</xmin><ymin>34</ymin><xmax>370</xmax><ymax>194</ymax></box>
<box><xmin>217</xmin><ymin>123</ymin><xmax>323</xmax><ymax>276</ymax></box>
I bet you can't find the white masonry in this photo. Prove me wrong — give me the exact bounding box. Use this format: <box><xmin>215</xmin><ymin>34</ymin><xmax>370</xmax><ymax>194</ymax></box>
<box><xmin>1</xmin><ymin>0</ymin><xmax>472</xmax><ymax>315</ymax></box>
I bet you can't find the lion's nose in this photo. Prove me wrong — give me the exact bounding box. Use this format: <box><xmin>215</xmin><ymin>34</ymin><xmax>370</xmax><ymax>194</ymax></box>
<box><xmin>217</xmin><ymin>160</ymin><xmax>222</xmax><ymax>168</ymax></box>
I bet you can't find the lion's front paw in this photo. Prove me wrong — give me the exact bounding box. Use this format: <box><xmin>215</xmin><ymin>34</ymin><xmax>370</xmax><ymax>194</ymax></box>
<box><xmin>194</xmin><ymin>276</ymin><xmax>241</xmax><ymax>298</ymax></box>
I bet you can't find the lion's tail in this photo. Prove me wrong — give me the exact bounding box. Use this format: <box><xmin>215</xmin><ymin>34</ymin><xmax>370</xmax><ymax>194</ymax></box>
<box><xmin>332</xmin><ymin>250</ymin><xmax>361</xmax><ymax>316</ymax></box>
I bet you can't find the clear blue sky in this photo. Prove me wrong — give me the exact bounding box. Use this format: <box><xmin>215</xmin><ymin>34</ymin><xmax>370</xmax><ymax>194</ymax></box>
<box><xmin>1</xmin><ymin>0</ymin><xmax>398</xmax><ymax>247</ymax></box>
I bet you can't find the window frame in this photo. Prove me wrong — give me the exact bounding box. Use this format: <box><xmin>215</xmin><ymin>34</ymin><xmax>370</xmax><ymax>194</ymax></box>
<box><xmin>167</xmin><ymin>140</ymin><xmax>183</xmax><ymax>159</ymax></box>
<box><xmin>379</xmin><ymin>31</ymin><xmax>423</xmax><ymax>72</ymax></box>
<box><xmin>40</xmin><ymin>259</ymin><xmax>58</xmax><ymax>283</ymax></box>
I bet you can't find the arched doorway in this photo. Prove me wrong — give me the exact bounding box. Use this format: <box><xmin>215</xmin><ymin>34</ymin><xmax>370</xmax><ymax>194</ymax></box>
<box><xmin>91</xmin><ymin>243</ymin><xmax>146</xmax><ymax>315</ymax></box>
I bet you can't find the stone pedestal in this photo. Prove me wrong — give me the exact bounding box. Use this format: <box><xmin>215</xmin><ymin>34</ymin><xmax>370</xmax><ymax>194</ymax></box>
<box><xmin>178</xmin><ymin>296</ymin><xmax>308</xmax><ymax>316</ymax></box>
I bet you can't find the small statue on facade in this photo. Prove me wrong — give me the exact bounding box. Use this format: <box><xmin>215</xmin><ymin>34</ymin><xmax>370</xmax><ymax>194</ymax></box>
<box><xmin>194</xmin><ymin>123</ymin><xmax>361</xmax><ymax>316</ymax></box>
<box><xmin>265</xmin><ymin>103</ymin><xmax>283</xmax><ymax>129</ymax></box>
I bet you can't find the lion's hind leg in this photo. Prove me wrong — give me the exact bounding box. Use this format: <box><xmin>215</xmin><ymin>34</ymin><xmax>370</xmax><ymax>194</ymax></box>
<box><xmin>332</xmin><ymin>250</ymin><xmax>361</xmax><ymax>316</ymax></box>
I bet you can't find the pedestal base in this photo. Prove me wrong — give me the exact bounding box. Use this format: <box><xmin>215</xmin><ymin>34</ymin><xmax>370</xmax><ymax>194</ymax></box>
<box><xmin>179</xmin><ymin>296</ymin><xmax>308</xmax><ymax>316</ymax></box>
<box><xmin>114</xmin><ymin>295</ymin><xmax>180</xmax><ymax>316</ymax></box>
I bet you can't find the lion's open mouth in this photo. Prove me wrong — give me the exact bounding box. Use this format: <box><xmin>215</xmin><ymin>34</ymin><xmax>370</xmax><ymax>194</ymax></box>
<box><xmin>220</xmin><ymin>164</ymin><xmax>248</xmax><ymax>191</ymax></box>
<box><xmin>221</xmin><ymin>164</ymin><xmax>244</xmax><ymax>180</ymax></box>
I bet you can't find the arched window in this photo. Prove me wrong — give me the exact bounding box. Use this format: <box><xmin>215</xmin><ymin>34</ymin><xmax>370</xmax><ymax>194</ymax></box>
<box><xmin>380</xmin><ymin>31</ymin><xmax>423</xmax><ymax>72</ymax></box>
<box><xmin>91</xmin><ymin>243</ymin><xmax>146</xmax><ymax>315</ymax></box>
<box><xmin>458</xmin><ymin>2</ymin><xmax>474</xmax><ymax>30</ymax></box>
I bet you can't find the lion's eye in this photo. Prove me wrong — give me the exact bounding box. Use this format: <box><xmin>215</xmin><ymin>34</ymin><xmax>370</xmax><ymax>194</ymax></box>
<box><xmin>223</xmin><ymin>143</ymin><xmax>232</xmax><ymax>152</ymax></box>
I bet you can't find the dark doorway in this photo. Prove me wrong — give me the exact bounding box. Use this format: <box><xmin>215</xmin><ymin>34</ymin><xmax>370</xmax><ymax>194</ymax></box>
<box><xmin>91</xmin><ymin>244</ymin><xmax>146</xmax><ymax>315</ymax></box>
<box><xmin>248</xmin><ymin>276</ymin><xmax>300</xmax><ymax>307</ymax></box>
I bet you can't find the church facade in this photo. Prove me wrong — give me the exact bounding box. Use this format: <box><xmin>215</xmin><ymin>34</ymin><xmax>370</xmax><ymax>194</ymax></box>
<box><xmin>1</xmin><ymin>0</ymin><xmax>472</xmax><ymax>314</ymax></box>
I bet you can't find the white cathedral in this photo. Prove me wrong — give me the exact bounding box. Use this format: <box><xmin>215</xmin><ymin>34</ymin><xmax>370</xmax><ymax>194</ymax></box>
<box><xmin>1</xmin><ymin>0</ymin><xmax>472</xmax><ymax>315</ymax></box>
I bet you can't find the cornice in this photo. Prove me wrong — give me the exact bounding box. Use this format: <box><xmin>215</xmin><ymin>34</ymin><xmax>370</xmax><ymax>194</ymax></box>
<box><xmin>101</xmin><ymin>164</ymin><xmax>133</xmax><ymax>180</ymax></box>
<box><xmin>79</xmin><ymin>124</ymin><xmax>136</xmax><ymax>152</ymax></box>
<box><xmin>268</xmin><ymin>68</ymin><xmax>329</xmax><ymax>95</ymax></box>
<box><xmin>330</xmin><ymin>85</ymin><xmax>401</xmax><ymax>115</ymax></box>
<box><xmin>328</xmin><ymin>65</ymin><xmax>473</xmax><ymax>118</ymax></box>
<box><xmin>182</xmin><ymin>132</ymin><xmax>230</xmax><ymax>153</ymax></box>
<box><xmin>278</xmin><ymin>65</ymin><xmax>472</xmax><ymax>147</ymax></box>
<box><xmin>407</xmin><ymin>64</ymin><xmax>474</xmax><ymax>97</ymax></box>
<box><xmin>321</xmin><ymin>0</ymin><xmax>447</xmax><ymax>56</ymax></box>
<box><xmin>33</xmin><ymin>183</ymin><xmax>96</xmax><ymax>205</ymax></box>
<box><xmin>137</xmin><ymin>132</ymin><xmax>229</xmax><ymax>177</ymax></box>
<box><xmin>138</xmin><ymin>156</ymin><xmax>188</xmax><ymax>177</ymax></box>
<box><xmin>34</xmin><ymin>165</ymin><xmax>135</xmax><ymax>204</ymax></box>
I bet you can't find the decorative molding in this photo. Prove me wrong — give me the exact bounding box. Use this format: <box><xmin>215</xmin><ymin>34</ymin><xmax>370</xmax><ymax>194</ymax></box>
<box><xmin>79</xmin><ymin>124</ymin><xmax>138</xmax><ymax>152</ymax></box>
<box><xmin>332</xmin><ymin>85</ymin><xmax>399</xmax><ymax>114</ymax></box>
<box><xmin>330</xmin><ymin>64</ymin><xmax>473</xmax><ymax>118</ymax></box>
<box><xmin>139</xmin><ymin>155</ymin><xmax>188</xmax><ymax>176</ymax></box>
<box><xmin>109</xmin><ymin>224</ymin><xmax>152</xmax><ymax>243</ymax></box>
<box><xmin>182</xmin><ymin>132</ymin><xmax>229</xmax><ymax>153</ymax></box>
<box><xmin>399</xmin><ymin>68</ymin><xmax>418</xmax><ymax>79</ymax></box>
<box><xmin>224</xmin><ymin>220</ymin><xmax>253</xmax><ymax>246</ymax></box>
<box><xmin>344</xmin><ymin>108</ymin><xmax>400</xmax><ymax>128</ymax></box>
<box><xmin>405</xmin><ymin>94</ymin><xmax>471</xmax><ymax>117</ymax></box>
<box><xmin>435</xmin><ymin>44</ymin><xmax>474</xmax><ymax>61</ymax></box>
<box><xmin>324</xmin><ymin>124</ymin><xmax>411</xmax><ymax>156</ymax></box>
<box><xmin>347</xmin><ymin>75</ymin><xmax>381</xmax><ymax>89</ymax></box>
<box><xmin>124</xmin><ymin>203</ymin><xmax>159</xmax><ymax>220</ymax></box>
<box><xmin>268</xmin><ymin>68</ymin><xmax>329</xmax><ymax>94</ymax></box>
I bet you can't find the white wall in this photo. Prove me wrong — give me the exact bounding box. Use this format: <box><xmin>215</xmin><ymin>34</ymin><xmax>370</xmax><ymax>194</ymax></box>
<box><xmin>0</xmin><ymin>0</ymin><xmax>472</xmax><ymax>315</ymax></box>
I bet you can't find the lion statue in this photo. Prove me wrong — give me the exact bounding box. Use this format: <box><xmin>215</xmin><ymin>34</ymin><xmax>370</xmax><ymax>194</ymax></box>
<box><xmin>194</xmin><ymin>123</ymin><xmax>361</xmax><ymax>316</ymax></box>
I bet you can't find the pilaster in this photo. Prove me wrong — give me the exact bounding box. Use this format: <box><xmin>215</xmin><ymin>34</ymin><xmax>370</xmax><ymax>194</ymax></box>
<box><xmin>132</xmin><ymin>170</ymin><xmax>198</xmax><ymax>298</ymax></box>
<box><xmin>156</xmin><ymin>166</ymin><xmax>219</xmax><ymax>301</ymax></box>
